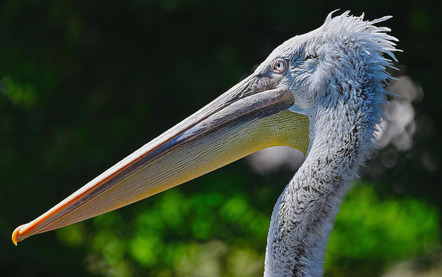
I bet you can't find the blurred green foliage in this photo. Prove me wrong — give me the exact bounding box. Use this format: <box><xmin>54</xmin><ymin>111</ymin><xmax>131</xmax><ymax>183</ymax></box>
<box><xmin>2</xmin><ymin>0</ymin><xmax>441</xmax><ymax>276</ymax></box>
<box><xmin>55</xmin><ymin>184</ymin><xmax>440</xmax><ymax>277</ymax></box>
<box><xmin>326</xmin><ymin>184</ymin><xmax>440</xmax><ymax>276</ymax></box>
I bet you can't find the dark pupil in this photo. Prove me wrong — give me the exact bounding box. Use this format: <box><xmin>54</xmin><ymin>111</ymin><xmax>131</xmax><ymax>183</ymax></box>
<box><xmin>276</xmin><ymin>62</ymin><xmax>282</xmax><ymax>70</ymax></box>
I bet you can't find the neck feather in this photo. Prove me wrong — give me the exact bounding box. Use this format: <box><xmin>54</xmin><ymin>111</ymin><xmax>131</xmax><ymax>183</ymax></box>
<box><xmin>264</xmin><ymin>93</ymin><xmax>381</xmax><ymax>276</ymax></box>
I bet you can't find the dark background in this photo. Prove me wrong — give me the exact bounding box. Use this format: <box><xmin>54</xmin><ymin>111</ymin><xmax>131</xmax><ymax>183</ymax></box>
<box><xmin>1</xmin><ymin>1</ymin><xmax>441</xmax><ymax>276</ymax></box>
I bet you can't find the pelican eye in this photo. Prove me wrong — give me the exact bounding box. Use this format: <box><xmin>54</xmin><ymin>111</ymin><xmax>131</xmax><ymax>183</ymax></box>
<box><xmin>272</xmin><ymin>59</ymin><xmax>287</xmax><ymax>74</ymax></box>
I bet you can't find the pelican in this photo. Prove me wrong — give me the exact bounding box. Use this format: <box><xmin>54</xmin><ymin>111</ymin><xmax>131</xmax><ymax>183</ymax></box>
<box><xmin>12</xmin><ymin>12</ymin><xmax>398</xmax><ymax>276</ymax></box>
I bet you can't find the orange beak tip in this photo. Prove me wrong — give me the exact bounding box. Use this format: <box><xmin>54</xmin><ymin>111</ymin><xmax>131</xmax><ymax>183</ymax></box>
<box><xmin>12</xmin><ymin>224</ymin><xmax>27</xmax><ymax>246</ymax></box>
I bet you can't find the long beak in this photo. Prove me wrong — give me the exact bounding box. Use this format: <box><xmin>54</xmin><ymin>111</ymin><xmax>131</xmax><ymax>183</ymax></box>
<box><xmin>12</xmin><ymin>74</ymin><xmax>309</xmax><ymax>245</ymax></box>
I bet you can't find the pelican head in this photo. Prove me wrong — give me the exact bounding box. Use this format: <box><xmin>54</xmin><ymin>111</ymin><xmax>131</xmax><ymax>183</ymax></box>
<box><xmin>13</xmin><ymin>13</ymin><xmax>397</xmax><ymax>276</ymax></box>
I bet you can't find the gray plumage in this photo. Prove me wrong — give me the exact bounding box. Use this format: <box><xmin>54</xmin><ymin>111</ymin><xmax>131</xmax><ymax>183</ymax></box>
<box><xmin>262</xmin><ymin>12</ymin><xmax>398</xmax><ymax>276</ymax></box>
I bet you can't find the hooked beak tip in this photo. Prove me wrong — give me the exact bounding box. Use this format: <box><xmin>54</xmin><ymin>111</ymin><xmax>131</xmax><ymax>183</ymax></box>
<box><xmin>12</xmin><ymin>224</ymin><xmax>27</xmax><ymax>246</ymax></box>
